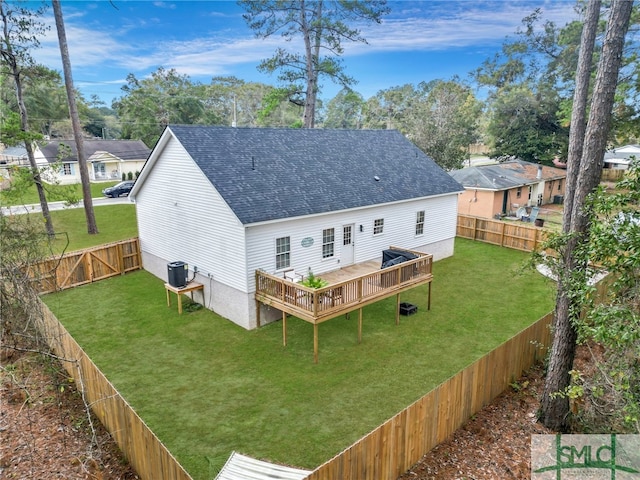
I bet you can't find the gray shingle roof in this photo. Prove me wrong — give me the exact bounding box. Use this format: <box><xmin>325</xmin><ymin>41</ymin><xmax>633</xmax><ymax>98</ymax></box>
<box><xmin>166</xmin><ymin>125</ymin><xmax>464</xmax><ymax>225</ymax></box>
<box><xmin>450</xmin><ymin>159</ymin><xmax>567</xmax><ymax>191</ymax></box>
<box><xmin>40</xmin><ymin>139</ymin><xmax>150</xmax><ymax>163</ymax></box>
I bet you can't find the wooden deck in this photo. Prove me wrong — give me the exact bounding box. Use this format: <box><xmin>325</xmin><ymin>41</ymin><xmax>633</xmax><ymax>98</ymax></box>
<box><xmin>254</xmin><ymin>247</ymin><xmax>433</xmax><ymax>362</ymax></box>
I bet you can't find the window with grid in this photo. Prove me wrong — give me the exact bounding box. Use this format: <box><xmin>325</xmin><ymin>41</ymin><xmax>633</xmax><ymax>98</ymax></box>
<box><xmin>415</xmin><ymin>210</ymin><xmax>425</xmax><ymax>235</ymax></box>
<box><xmin>516</xmin><ymin>187</ymin><xmax>522</xmax><ymax>198</ymax></box>
<box><xmin>275</xmin><ymin>236</ymin><xmax>290</xmax><ymax>270</ymax></box>
<box><xmin>322</xmin><ymin>228</ymin><xmax>335</xmax><ymax>258</ymax></box>
<box><xmin>343</xmin><ymin>225</ymin><xmax>352</xmax><ymax>246</ymax></box>
<box><xmin>373</xmin><ymin>218</ymin><xmax>384</xmax><ymax>235</ymax></box>
<box><xmin>62</xmin><ymin>164</ymin><xmax>72</xmax><ymax>175</ymax></box>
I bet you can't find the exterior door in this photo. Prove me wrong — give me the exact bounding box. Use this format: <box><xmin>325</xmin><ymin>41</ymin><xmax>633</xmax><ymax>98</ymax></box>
<box><xmin>93</xmin><ymin>162</ymin><xmax>106</xmax><ymax>180</ymax></box>
<box><xmin>341</xmin><ymin>224</ymin><xmax>355</xmax><ymax>266</ymax></box>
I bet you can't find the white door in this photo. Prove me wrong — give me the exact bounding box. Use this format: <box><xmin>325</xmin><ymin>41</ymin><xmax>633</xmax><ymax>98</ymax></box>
<box><xmin>341</xmin><ymin>224</ymin><xmax>355</xmax><ymax>266</ymax></box>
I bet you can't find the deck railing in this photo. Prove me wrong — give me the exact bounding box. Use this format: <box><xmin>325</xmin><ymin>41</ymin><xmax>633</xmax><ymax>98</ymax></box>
<box><xmin>255</xmin><ymin>249</ymin><xmax>433</xmax><ymax>324</ymax></box>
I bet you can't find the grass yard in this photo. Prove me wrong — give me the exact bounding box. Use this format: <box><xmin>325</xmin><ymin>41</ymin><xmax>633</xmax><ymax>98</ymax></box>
<box><xmin>44</xmin><ymin>204</ymin><xmax>138</xmax><ymax>253</ymax></box>
<box><xmin>43</xmin><ymin>238</ymin><xmax>555</xmax><ymax>480</ymax></box>
<box><xmin>0</xmin><ymin>181</ymin><xmax>119</xmax><ymax>206</ymax></box>
<box><xmin>4</xmin><ymin>204</ymin><xmax>138</xmax><ymax>254</ymax></box>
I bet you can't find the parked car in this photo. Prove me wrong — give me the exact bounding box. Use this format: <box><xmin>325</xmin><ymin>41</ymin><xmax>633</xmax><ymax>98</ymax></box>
<box><xmin>102</xmin><ymin>181</ymin><xmax>135</xmax><ymax>198</ymax></box>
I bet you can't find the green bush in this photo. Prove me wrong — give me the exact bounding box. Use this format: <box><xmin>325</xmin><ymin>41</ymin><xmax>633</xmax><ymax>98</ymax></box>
<box><xmin>301</xmin><ymin>270</ymin><xmax>328</xmax><ymax>289</ymax></box>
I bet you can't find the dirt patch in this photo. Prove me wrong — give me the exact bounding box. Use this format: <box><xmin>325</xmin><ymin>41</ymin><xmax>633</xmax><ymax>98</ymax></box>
<box><xmin>399</xmin><ymin>363</ymin><xmax>553</xmax><ymax>479</ymax></box>
<box><xmin>1</xmin><ymin>348</ymin><xmax>138</xmax><ymax>480</ymax></box>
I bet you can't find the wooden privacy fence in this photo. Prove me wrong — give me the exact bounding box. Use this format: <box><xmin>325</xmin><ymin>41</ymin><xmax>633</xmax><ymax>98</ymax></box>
<box><xmin>35</xmin><ymin>300</ymin><xmax>193</xmax><ymax>480</ymax></box>
<box><xmin>457</xmin><ymin>214</ymin><xmax>548</xmax><ymax>252</ymax></box>
<box><xmin>601</xmin><ymin>168</ymin><xmax>626</xmax><ymax>182</ymax></box>
<box><xmin>37</xmin><ymin>299</ymin><xmax>553</xmax><ymax>480</ymax></box>
<box><xmin>31</xmin><ymin>235</ymin><xmax>559</xmax><ymax>480</ymax></box>
<box><xmin>29</xmin><ymin>238</ymin><xmax>141</xmax><ymax>294</ymax></box>
<box><xmin>304</xmin><ymin>312</ymin><xmax>553</xmax><ymax>480</ymax></box>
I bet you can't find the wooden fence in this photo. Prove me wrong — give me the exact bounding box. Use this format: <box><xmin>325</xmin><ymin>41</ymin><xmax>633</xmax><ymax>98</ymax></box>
<box><xmin>31</xmin><ymin>234</ymin><xmax>557</xmax><ymax>480</ymax></box>
<box><xmin>29</xmin><ymin>238</ymin><xmax>141</xmax><ymax>294</ymax></box>
<box><xmin>304</xmin><ymin>312</ymin><xmax>553</xmax><ymax>480</ymax></box>
<box><xmin>601</xmin><ymin>168</ymin><xmax>626</xmax><ymax>182</ymax></box>
<box><xmin>457</xmin><ymin>214</ymin><xmax>548</xmax><ymax>252</ymax></box>
<box><xmin>35</xmin><ymin>300</ymin><xmax>193</xmax><ymax>480</ymax></box>
<box><xmin>36</xmin><ymin>296</ymin><xmax>554</xmax><ymax>480</ymax></box>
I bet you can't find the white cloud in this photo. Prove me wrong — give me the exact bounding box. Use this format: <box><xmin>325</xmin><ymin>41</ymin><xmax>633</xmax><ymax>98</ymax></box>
<box><xmin>29</xmin><ymin>0</ymin><xmax>580</xmax><ymax>100</ymax></box>
<box><xmin>355</xmin><ymin>1</ymin><xmax>579</xmax><ymax>54</ymax></box>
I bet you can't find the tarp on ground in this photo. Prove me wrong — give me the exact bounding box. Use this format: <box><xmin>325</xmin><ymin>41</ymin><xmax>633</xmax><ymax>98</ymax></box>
<box><xmin>215</xmin><ymin>451</ymin><xmax>311</xmax><ymax>480</ymax></box>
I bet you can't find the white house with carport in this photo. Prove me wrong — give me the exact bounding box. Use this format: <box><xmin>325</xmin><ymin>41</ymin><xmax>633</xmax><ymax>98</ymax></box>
<box><xmin>129</xmin><ymin>126</ymin><xmax>464</xmax><ymax>330</ymax></box>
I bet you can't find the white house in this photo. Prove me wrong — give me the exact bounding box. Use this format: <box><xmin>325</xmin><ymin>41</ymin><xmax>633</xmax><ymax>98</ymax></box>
<box><xmin>36</xmin><ymin>139</ymin><xmax>150</xmax><ymax>184</ymax></box>
<box><xmin>129</xmin><ymin>126</ymin><xmax>464</xmax><ymax>329</ymax></box>
<box><xmin>604</xmin><ymin>144</ymin><xmax>640</xmax><ymax>170</ymax></box>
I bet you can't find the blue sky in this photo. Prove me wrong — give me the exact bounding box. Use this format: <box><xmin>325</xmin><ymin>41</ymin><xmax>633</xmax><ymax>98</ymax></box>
<box><xmin>32</xmin><ymin>0</ymin><xmax>581</xmax><ymax>106</ymax></box>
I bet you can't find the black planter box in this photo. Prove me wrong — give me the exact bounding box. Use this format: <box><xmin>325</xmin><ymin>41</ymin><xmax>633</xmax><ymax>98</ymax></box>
<box><xmin>399</xmin><ymin>302</ymin><xmax>418</xmax><ymax>316</ymax></box>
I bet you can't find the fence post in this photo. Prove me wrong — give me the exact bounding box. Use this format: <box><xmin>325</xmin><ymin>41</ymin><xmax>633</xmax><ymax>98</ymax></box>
<box><xmin>86</xmin><ymin>252</ymin><xmax>94</xmax><ymax>283</ymax></box>
<box><xmin>117</xmin><ymin>242</ymin><xmax>124</xmax><ymax>274</ymax></box>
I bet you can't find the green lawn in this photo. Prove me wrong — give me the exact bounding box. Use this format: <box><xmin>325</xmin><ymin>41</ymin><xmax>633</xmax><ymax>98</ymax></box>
<box><xmin>2</xmin><ymin>204</ymin><xmax>137</xmax><ymax>254</ymax></box>
<box><xmin>1</xmin><ymin>181</ymin><xmax>119</xmax><ymax>206</ymax></box>
<box><xmin>45</xmin><ymin>204</ymin><xmax>138</xmax><ymax>253</ymax></box>
<box><xmin>43</xmin><ymin>238</ymin><xmax>555</xmax><ymax>480</ymax></box>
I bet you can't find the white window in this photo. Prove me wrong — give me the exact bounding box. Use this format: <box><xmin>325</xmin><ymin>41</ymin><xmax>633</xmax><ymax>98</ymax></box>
<box><xmin>62</xmin><ymin>164</ymin><xmax>72</xmax><ymax>175</ymax></box>
<box><xmin>275</xmin><ymin>236</ymin><xmax>290</xmax><ymax>270</ymax></box>
<box><xmin>343</xmin><ymin>225</ymin><xmax>352</xmax><ymax>246</ymax></box>
<box><xmin>322</xmin><ymin>228</ymin><xmax>334</xmax><ymax>259</ymax></box>
<box><xmin>373</xmin><ymin>218</ymin><xmax>384</xmax><ymax>235</ymax></box>
<box><xmin>415</xmin><ymin>210</ymin><xmax>425</xmax><ymax>235</ymax></box>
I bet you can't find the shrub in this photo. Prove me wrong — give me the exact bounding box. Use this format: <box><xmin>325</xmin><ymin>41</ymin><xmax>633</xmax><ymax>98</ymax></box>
<box><xmin>301</xmin><ymin>270</ymin><xmax>328</xmax><ymax>289</ymax></box>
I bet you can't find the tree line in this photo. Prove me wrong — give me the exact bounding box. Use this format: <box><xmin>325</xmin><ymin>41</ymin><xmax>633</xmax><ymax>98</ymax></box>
<box><xmin>2</xmin><ymin>2</ymin><xmax>638</xmax><ymax>172</ymax></box>
<box><xmin>1</xmin><ymin>0</ymin><xmax>640</xmax><ymax>440</ymax></box>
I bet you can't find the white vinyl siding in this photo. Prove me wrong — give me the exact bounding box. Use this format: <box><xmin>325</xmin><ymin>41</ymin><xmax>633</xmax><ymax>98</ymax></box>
<box><xmin>245</xmin><ymin>193</ymin><xmax>459</xmax><ymax>291</ymax></box>
<box><xmin>135</xmin><ymin>135</ymin><xmax>248</xmax><ymax>292</ymax></box>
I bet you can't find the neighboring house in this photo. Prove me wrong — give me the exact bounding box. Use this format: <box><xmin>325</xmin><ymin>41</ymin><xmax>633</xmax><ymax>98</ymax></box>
<box><xmin>130</xmin><ymin>126</ymin><xmax>464</xmax><ymax>330</ymax></box>
<box><xmin>36</xmin><ymin>139</ymin><xmax>151</xmax><ymax>184</ymax></box>
<box><xmin>0</xmin><ymin>144</ymin><xmax>30</xmax><ymax>165</ymax></box>
<box><xmin>450</xmin><ymin>159</ymin><xmax>567</xmax><ymax>219</ymax></box>
<box><xmin>0</xmin><ymin>145</ymin><xmax>31</xmax><ymax>184</ymax></box>
<box><xmin>604</xmin><ymin>144</ymin><xmax>640</xmax><ymax>170</ymax></box>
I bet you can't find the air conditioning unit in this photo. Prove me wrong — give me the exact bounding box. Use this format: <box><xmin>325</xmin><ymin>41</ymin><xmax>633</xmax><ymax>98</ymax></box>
<box><xmin>167</xmin><ymin>261</ymin><xmax>188</xmax><ymax>288</ymax></box>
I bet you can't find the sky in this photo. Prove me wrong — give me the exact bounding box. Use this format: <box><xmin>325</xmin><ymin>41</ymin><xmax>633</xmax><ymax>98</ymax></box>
<box><xmin>30</xmin><ymin>0</ymin><xmax>582</xmax><ymax>106</ymax></box>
